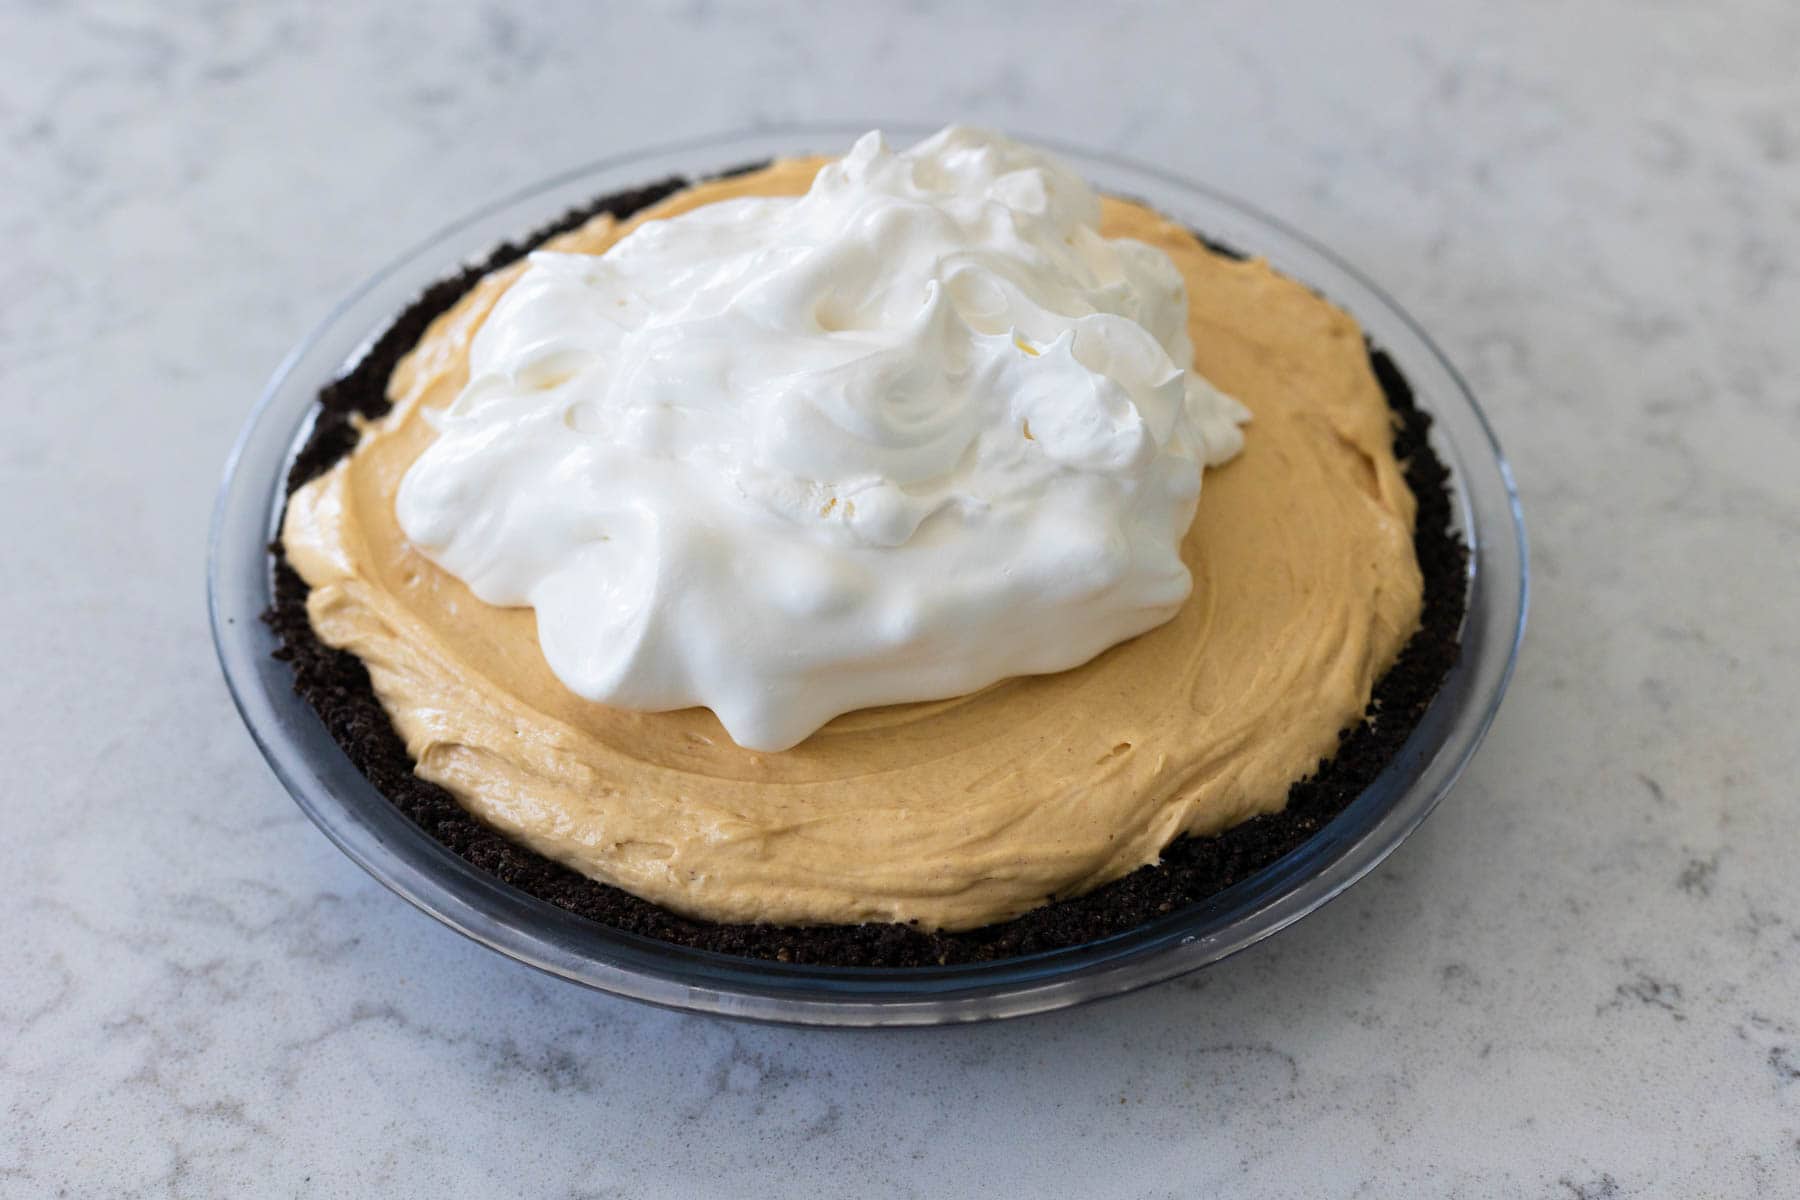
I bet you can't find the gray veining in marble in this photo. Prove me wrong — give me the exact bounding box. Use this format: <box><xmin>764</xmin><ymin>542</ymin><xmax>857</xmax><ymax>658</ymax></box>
<box><xmin>4</xmin><ymin>1</ymin><xmax>1798</xmax><ymax>1196</ymax></box>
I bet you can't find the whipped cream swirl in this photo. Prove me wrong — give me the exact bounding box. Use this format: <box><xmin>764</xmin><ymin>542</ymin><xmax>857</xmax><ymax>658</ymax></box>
<box><xmin>396</xmin><ymin>126</ymin><xmax>1249</xmax><ymax>751</ymax></box>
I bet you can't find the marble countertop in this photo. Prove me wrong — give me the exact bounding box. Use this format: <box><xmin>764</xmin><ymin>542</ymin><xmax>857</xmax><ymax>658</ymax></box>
<box><xmin>6</xmin><ymin>2</ymin><xmax>1797</xmax><ymax>1195</ymax></box>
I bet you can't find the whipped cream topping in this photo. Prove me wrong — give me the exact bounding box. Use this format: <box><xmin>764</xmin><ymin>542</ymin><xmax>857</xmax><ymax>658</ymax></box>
<box><xmin>394</xmin><ymin>126</ymin><xmax>1249</xmax><ymax>751</ymax></box>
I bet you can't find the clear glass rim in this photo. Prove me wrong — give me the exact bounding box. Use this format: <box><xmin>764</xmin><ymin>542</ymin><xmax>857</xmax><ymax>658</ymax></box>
<box><xmin>208</xmin><ymin>123</ymin><xmax>1528</xmax><ymax>1026</ymax></box>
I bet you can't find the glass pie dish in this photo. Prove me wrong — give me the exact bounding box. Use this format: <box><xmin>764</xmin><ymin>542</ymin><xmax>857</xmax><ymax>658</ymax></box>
<box><xmin>208</xmin><ymin>124</ymin><xmax>1527</xmax><ymax>1026</ymax></box>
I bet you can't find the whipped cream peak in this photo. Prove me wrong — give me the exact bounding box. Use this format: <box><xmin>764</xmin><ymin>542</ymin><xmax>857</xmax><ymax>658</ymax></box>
<box><xmin>395</xmin><ymin>126</ymin><xmax>1249</xmax><ymax>751</ymax></box>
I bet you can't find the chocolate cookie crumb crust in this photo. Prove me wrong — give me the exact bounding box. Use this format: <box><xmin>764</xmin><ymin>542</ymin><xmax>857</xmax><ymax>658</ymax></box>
<box><xmin>264</xmin><ymin>173</ymin><xmax>1468</xmax><ymax>967</ymax></box>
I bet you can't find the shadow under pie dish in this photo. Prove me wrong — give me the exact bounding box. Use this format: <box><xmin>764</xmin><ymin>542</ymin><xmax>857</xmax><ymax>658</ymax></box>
<box><xmin>211</xmin><ymin>125</ymin><xmax>1525</xmax><ymax>1024</ymax></box>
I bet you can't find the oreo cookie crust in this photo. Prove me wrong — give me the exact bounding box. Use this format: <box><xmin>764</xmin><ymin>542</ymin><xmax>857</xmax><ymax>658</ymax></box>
<box><xmin>265</xmin><ymin>172</ymin><xmax>1468</xmax><ymax>967</ymax></box>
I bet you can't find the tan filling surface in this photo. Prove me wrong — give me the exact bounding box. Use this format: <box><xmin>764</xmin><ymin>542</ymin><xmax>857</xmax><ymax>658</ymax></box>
<box><xmin>282</xmin><ymin>159</ymin><xmax>1423</xmax><ymax>931</ymax></box>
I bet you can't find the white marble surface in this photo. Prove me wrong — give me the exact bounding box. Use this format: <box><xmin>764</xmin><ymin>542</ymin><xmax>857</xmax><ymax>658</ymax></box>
<box><xmin>5</xmin><ymin>1</ymin><xmax>1798</xmax><ymax>1195</ymax></box>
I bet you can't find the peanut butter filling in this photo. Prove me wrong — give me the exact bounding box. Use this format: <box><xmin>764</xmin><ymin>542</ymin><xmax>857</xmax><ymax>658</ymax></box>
<box><xmin>282</xmin><ymin>160</ymin><xmax>1423</xmax><ymax>930</ymax></box>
